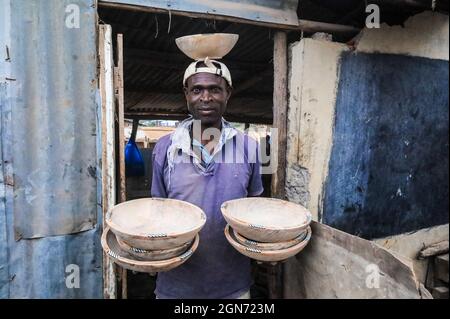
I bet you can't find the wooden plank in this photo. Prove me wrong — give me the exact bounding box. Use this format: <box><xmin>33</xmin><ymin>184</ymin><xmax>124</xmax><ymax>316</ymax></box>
<box><xmin>98</xmin><ymin>1</ymin><xmax>361</xmax><ymax>34</ymax></box>
<box><xmin>434</xmin><ymin>254</ymin><xmax>449</xmax><ymax>284</ymax></box>
<box><xmin>419</xmin><ymin>283</ymin><xmax>433</xmax><ymax>299</ymax></box>
<box><xmin>115</xmin><ymin>33</ymin><xmax>128</xmax><ymax>299</ymax></box>
<box><xmin>297</xmin><ymin>19</ymin><xmax>360</xmax><ymax>34</ymax></box>
<box><xmin>432</xmin><ymin>286</ymin><xmax>449</xmax><ymax>299</ymax></box>
<box><xmin>267</xmin><ymin>263</ymin><xmax>283</xmax><ymax>299</ymax></box>
<box><xmin>116</xmin><ymin>34</ymin><xmax>127</xmax><ymax>205</ymax></box>
<box><xmin>418</xmin><ymin>241</ymin><xmax>449</xmax><ymax>259</ymax></box>
<box><xmin>267</xmin><ymin>31</ymin><xmax>288</xmax><ymax>300</ymax></box>
<box><xmin>99</xmin><ymin>24</ymin><xmax>118</xmax><ymax>299</ymax></box>
<box><xmin>271</xmin><ymin>32</ymin><xmax>288</xmax><ymax>200</ymax></box>
<box><xmin>374</xmin><ymin>224</ymin><xmax>449</xmax><ymax>284</ymax></box>
<box><xmin>284</xmin><ymin>221</ymin><xmax>423</xmax><ymax>299</ymax></box>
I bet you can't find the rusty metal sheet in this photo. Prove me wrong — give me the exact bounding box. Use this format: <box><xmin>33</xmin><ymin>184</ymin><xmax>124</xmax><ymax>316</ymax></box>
<box><xmin>0</xmin><ymin>0</ymin><xmax>103</xmax><ymax>298</ymax></box>
<box><xmin>9</xmin><ymin>0</ymin><xmax>98</xmax><ymax>239</ymax></box>
<box><xmin>100</xmin><ymin>0</ymin><xmax>300</xmax><ymax>27</ymax></box>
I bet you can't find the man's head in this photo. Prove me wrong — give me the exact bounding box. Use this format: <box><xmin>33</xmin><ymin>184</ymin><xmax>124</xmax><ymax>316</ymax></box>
<box><xmin>183</xmin><ymin>60</ymin><xmax>232</xmax><ymax>128</ymax></box>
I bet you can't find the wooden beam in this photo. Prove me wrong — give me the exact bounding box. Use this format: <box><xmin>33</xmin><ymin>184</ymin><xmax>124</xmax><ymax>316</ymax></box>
<box><xmin>271</xmin><ymin>32</ymin><xmax>288</xmax><ymax>200</ymax></box>
<box><xmin>99</xmin><ymin>24</ymin><xmax>117</xmax><ymax>299</ymax></box>
<box><xmin>115</xmin><ymin>34</ymin><xmax>127</xmax><ymax>205</ymax></box>
<box><xmin>268</xmin><ymin>31</ymin><xmax>288</xmax><ymax>300</ymax></box>
<box><xmin>99</xmin><ymin>1</ymin><xmax>300</xmax><ymax>30</ymax></box>
<box><xmin>418</xmin><ymin>241</ymin><xmax>449</xmax><ymax>259</ymax></box>
<box><xmin>98</xmin><ymin>1</ymin><xmax>361</xmax><ymax>35</ymax></box>
<box><xmin>114</xmin><ymin>33</ymin><xmax>128</xmax><ymax>300</ymax></box>
<box><xmin>297</xmin><ymin>20</ymin><xmax>360</xmax><ymax>34</ymax></box>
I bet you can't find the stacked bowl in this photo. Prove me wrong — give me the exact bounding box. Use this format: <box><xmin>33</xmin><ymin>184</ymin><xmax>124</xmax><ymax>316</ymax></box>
<box><xmin>221</xmin><ymin>198</ymin><xmax>312</xmax><ymax>263</ymax></box>
<box><xmin>101</xmin><ymin>198</ymin><xmax>206</xmax><ymax>273</ymax></box>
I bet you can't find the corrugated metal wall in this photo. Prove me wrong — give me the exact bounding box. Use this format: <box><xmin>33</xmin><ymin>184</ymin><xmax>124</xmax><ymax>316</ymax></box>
<box><xmin>0</xmin><ymin>0</ymin><xmax>102</xmax><ymax>298</ymax></box>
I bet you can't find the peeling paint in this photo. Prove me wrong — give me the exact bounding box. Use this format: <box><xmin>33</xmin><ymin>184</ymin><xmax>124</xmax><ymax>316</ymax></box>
<box><xmin>286</xmin><ymin>39</ymin><xmax>348</xmax><ymax>220</ymax></box>
<box><xmin>356</xmin><ymin>11</ymin><xmax>449</xmax><ymax>61</ymax></box>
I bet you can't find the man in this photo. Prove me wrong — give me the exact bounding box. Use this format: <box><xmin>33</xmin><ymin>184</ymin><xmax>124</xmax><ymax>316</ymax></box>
<box><xmin>151</xmin><ymin>58</ymin><xmax>264</xmax><ymax>299</ymax></box>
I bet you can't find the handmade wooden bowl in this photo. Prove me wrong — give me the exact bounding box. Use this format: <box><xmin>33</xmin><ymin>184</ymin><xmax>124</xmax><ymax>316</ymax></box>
<box><xmin>106</xmin><ymin>198</ymin><xmax>206</xmax><ymax>250</ymax></box>
<box><xmin>221</xmin><ymin>198</ymin><xmax>312</xmax><ymax>243</ymax></box>
<box><xmin>116</xmin><ymin>236</ymin><xmax>192</xmax><ymax>261</ymax></box>
<box><xmin>232</xmin><ymin>226</ymin><xmax>310</xmax><ymax>251</ymax></box>
<box><xmin>101</xmin><ymin>227</ymin><xmax>199</xmax><ymax>273</ymax></box>
<box><xmin>224</xmin><ymin>224</ymin><xmax>312</xmax><ymax>262</ymax></box>
<box><xmin>175</xmin><ymin>33</ymin><xmax>239</xmax><ymax>60</ymax></box>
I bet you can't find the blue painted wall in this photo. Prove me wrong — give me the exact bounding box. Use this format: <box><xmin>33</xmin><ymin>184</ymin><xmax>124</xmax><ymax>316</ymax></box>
<box><xmin>323</xmin><ymin>52</ymin><xmax>449</xmax><ymax>239</ymax></box>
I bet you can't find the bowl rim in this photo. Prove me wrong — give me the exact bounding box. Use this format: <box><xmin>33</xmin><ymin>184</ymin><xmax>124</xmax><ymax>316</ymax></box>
<box><xmin>221</xmin><ymin>197</ymin><xmax>312</xmax><ymax>231</ymax></box>
<box><xmin>175</xmin><ymin>33</ymin><xmax>239</xmax><ymax>60</ymax></box>
<box><xmin>116</xmin><ymin>235</ymin><xmax>192</xmax><ymax>255</ymax></box>
<box><xmin>106</xmin><ymin>197</ymin><xmax>206</xmax><ymax>239</ymax></box>
<box><xmin>101</xmin><ymin>227</ymin><xmax>199</xmax><ymax>267</ymax></box>
<box><xmin>224</xmin><ymin>224</ymin><xmax>312</xmax><ymax>255</ymax></box>
<box><xmin>232</xmin><ymin>226</ymin><xmax>310</xmax><ymax>249</ymax></box>
<box><xmin>175</xmin><ymin>33</ymin><xmax>239</xmax><ymax>43</ymax></box>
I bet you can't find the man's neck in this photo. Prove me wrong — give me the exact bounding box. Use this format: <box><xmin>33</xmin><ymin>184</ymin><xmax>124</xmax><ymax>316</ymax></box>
<box><xmin>190</xmin><ymin>120</ymin><xmax>223</xmax><ymax>149</ymax></box>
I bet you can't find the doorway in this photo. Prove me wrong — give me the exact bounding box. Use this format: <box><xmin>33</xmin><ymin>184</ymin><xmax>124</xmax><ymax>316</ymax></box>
<box><xmin>98</xmin><ymin>6</ymin><xmax>277</xmax><ymax>299</ymax></box>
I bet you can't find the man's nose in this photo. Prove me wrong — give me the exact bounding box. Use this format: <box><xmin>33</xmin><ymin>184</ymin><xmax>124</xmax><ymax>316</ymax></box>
<box><xmin>200</xmin><ymin>89</ymin><xmax>213</xmax><ymax>102</ymax></box>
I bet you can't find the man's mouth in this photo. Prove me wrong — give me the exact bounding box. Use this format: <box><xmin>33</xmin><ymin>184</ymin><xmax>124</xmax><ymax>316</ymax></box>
<box><xmin>198</xmin><ymin>107</ymin><xmax>216</xmax><ymax>116</ymax></box>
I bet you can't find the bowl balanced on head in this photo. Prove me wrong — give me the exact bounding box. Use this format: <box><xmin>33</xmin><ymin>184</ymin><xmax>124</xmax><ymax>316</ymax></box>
<box><xmin>101</xmin><ymin>198</ymin><xmax>206</xmax><ymax>273</ymax></box>
<box><xmin>221</xmin><ymin>198</ymin><xmax>312</xmax><ymax>263</ymax></box>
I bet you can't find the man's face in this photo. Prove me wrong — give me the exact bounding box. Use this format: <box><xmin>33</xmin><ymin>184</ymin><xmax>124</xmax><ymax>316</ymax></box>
<box><xmin>184</xmin><ymin>72</ymin><xmax>231</xmax><ymax>127</ymax></box>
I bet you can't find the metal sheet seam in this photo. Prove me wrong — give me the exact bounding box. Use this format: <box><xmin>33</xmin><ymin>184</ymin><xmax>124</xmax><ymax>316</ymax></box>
<box><xmin>0</xmin><ymin>0</ymin><xmax>12</xmax><ymax>298</ymax></box>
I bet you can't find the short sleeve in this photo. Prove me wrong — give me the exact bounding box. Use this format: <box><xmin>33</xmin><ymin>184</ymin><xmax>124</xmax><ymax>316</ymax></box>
<box><xmin>150</xmin><ymin>137</ymin><xmax>170</xmax><ymax>198</ymax></box>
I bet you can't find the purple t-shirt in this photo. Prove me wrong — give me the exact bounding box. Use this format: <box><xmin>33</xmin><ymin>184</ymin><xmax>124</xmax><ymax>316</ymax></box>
<box><xmin>151</xmin><ymin>131</ymin><xmax>264</xmax><ymax>299</ymax></box>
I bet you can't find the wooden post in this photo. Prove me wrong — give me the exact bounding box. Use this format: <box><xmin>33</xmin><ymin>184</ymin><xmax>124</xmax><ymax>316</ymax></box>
<box><xmin>114</xmin><ymin>33</ymin><xmax>128</xmax><ymax>299</ymax></box>
<box><xmin>269</xmin><ymin>31</ymin><xmax>288</xmax><ymax>299</ymax></box>
<box><xmin>271</xmin><ymin>32</ymin><xmax>288</xmax><ymax>200</ymax></box>
<box><xmin>99</xmin><ymin>24</ymin><xmax>118</xmax><ymax>299</ymax></box>
<box><xmin>268</xmin><ymin>263</ymin><xmax>284</xmax><ymax>299</ymax></box>
<box><xmin>116</xmin><ymin>34</ymin><xmax>127</xmax><ymax>205</ymax></box>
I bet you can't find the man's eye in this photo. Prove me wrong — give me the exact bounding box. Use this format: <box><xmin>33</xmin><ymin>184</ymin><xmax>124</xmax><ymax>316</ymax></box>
<box><xmin>212</xmin><ymin>88</ymin><xmax>221</xmax><ymax>93</ymax></box>
<box><xmin>192</xmin><ymin>88</ymin><xmax>201</xmax><ymax>94</ymax></box>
